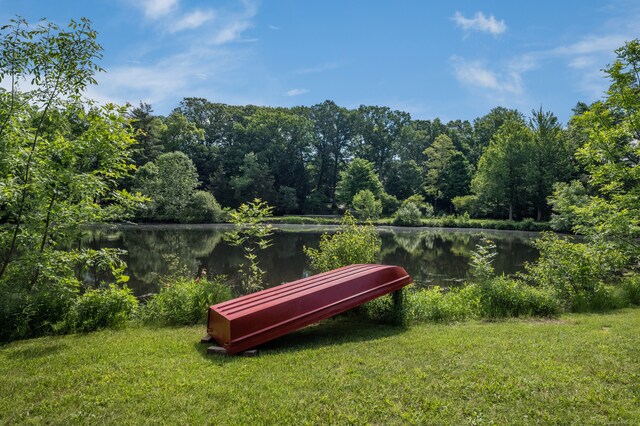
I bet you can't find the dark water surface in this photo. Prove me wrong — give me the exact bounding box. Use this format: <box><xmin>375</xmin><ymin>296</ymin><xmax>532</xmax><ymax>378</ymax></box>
<box><xmin>85</xmin><ymin>224</ymin><xmax>540</xmax><ymax>295</ymax></box>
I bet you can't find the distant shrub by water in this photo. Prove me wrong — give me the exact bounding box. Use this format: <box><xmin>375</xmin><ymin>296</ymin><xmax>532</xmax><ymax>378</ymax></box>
<box><xmin>140</xmin><ymin>275</ymin><xmax>231</xmax><ymax>326</ymax></box>
<box><xmin>64</xmin><ymin>285</ymin><xmax>138</xmax><ymax>332</ymax></box>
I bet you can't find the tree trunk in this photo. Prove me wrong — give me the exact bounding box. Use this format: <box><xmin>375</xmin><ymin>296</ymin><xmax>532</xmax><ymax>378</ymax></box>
<box><xmin>508</xmin><ymin>203</ymin><xmax>513</xmax><ymax>221</ymax></box>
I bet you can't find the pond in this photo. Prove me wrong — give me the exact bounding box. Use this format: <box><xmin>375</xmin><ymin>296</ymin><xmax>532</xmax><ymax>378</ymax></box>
<box><xmin>84</xmin><ymin>224</ymin><xmax>541</xmax><ymax>296</ymax></box>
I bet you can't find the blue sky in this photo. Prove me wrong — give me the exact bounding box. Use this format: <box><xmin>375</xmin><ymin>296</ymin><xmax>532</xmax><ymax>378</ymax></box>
<box><xmin>2</xmin><ymin>0</ymin><xmax>639</xmax><ymax>124</ymax></box>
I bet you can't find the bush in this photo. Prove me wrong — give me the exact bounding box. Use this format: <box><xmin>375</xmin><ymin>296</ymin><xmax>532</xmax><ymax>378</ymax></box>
<box><xmin>141</xmin><ymin>275</ymin><xmax>231</xmax><ymax>326</ymax></box>
<box><xmin>65</xmin><ymin>285</ymin><xmax>138</xmax><ymax>332</ymax></box>
<box><xmin>359</xmin><ymin>291</ymin><xmax>406</xmax><ymax>325</ymax></box>
<box><xmin>402</xmin><ymin>195</ymin><xmax>434</xmax><ymax>218</ymax></box>
<box><xmin>0</xmin><ymin>279</ymin><xmax>79</xmax><ymax>342</ymax></box>
<box><xmin>478</xmin><ymin>277</ymin><xmax>560</xmax><ymax>318</ymax></box>
<box><xmin>405</xmin><ymin>285</ymin><xmax>480</xmax><ymax>323</ymax></box>
<box><xmin>351</xmin><ymin>189</ymin><xmax>382</xmax><ymax>220</ymax></box>
<box><xmin>622</xmin><ymin>274</ymin><xmax>640</xmax><ymax>305</ymax></box>
<box><xmin>379</xmin><ymin>192</ymin><xmax>400</xmax><ymax>216</ymax></box>
<box><xmin>183</xmin><ymin>191</ymin><xmax>225</xmax><ymax>223</ymax></box>
<box><xmin>304</xmin><ymin>212</ymin><xmax>381</xmax><ymax>273</ymax></box>
<box><xmin>524</xmin><ymin>233</ymin><xmax>628</xmax><ymax>311</ymax></box>
<box><xmin>393</xmin><ymin>202</ymin><xmax>422</xmax><ymax>226</ymax></box>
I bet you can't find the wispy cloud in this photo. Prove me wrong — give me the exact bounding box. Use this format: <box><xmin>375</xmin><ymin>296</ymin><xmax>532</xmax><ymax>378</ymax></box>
<box><xmin>294</xmin><ymin>62</ymin><xmax>340</xmax><ymax>75</ymax></box>
<box><xmin>286</xmin><ymin>88</ymin><xmax>309</xmax><ymax>97</ymax></box>
<box><xmin>450</xmin><ymin>56</ymin><xmax>524</xmax><ymax>94</ymax></box>
<box><xmin>452</xmin><ymin>11</ymin><xmax>507</xmax><ymax>35</ymax></box>
<box><xmin>89</xmin><ymin>1</ymin><xmax>261</xmax><ymax>111</ymax></box>
<box><xmin>268</xmin><ymin>24</ymin><xmax>280</xmax><ymax>30</ymax></box>
<box><xmin>170</xmin><ymin>9</ymin><xmax>216</xmax><ymax>33</ymax></box>
<box><xmin>138</xmin><ymin>0</ymin><xmax>179</xmax><ymax>20</ymax></box>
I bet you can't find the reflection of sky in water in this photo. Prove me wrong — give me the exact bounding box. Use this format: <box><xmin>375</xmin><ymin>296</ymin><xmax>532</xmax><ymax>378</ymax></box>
<box><xmin>84</xmin><ymin>224</ymin><xmax>541</xmax><ymax>295</ymax></box>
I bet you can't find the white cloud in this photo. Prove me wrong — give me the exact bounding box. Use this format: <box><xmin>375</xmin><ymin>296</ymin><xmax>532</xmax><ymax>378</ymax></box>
<box><xmin>286</xmin><ymin>88</ymin><xmax>309</xmax><ymax>96</ymax></box>
<box><xmin>452</xmin><ymin>11</ymin><xmax>507</xmax><ymax>35</ymax></box>
<box><xmin>170</xmin><ymin>9</ymin><xmax>215</xmax><ymax>33</ymax></box>
<box><xmin>139</xmin><ymin>0</ymin><xmax>179</xmax><ymax>20</ymax></box>
<box><xmin>450</xmin><ymin>56</ymin><xmax>523</xmax><ymax>94</ymax></box>
<box><xmin>268</xmin><ymin>25</ymin><xmax>281</xmax><ymax>30</ymax></box>
<box><xmin>294</xmin><ymin>62</ymin><xmax>340</xmax><ymax>75</ymax></box>
<box><xmin>551</xmin><ymin>34</ymin><xmax>628</xmax><ymax>56</ymax></box>
<box><xmin>212</xmin><ymin>20</ymin><xmax>252</xmax><ymax>44</ymax></box>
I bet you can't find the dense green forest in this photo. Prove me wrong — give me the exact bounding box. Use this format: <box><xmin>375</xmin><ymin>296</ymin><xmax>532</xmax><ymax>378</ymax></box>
<box><xmin>126</xmin><ymin>97</ymin><xmax>579</xmax><ymax>223</ymax></box>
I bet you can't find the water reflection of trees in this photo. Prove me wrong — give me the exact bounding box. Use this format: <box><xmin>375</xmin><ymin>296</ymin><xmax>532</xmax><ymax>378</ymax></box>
<box><xmin>84</xmin><ymin>225</ymin><xmax>540</xmax><ymax>295</ymax></box>
<box><xmin>382</xmin><ymin>229</ymin><xmax>538</xmax><ymax>288</ymax></box>
<box><xmin>85</xmin><ymin>227</ymin><xmax>225</xmax><ymax>294</ymax></box>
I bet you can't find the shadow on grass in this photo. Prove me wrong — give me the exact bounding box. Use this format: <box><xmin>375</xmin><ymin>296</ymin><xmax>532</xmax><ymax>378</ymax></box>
<box><xmin>3</xmin><ymin>342</ymin><xmax>68</xmax><ymax>360</ymax></box>
<box><xmin>196</xmin><ymin>314</ymin><xmax>407</xmax><ymax>361</ymax></box>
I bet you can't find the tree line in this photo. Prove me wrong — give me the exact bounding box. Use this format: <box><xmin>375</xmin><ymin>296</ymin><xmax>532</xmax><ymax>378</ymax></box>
<box><xmin>127</xmin><ymin>98</ymin><xmax>579</xmax><ymax>222</ymax></box>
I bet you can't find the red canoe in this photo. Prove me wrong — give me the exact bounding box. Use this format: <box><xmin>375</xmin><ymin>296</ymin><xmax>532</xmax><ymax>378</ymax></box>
<box><xmin>207</xmin><ymin>264</ymin><xmax>412</xmax><ymax>354</ymax></box>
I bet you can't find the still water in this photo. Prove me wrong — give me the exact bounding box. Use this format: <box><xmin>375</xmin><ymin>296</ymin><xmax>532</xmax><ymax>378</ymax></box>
<box><xmin>85</xmin><ymin>224</ymin><xmax>540</xmax><ymax>296</ymax></box>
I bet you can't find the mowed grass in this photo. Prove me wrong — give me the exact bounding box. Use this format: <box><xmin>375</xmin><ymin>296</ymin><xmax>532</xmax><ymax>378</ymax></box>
<box><xmin>1</xmin><ymin>309</ymin><xmax>639</xmax><ymax>425</ymax></box>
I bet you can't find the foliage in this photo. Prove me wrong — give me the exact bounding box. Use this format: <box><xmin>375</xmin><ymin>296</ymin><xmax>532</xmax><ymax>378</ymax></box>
<box><xmin>476</xmin><ymin>277</ymin><xmax>560</xmax><ymax>318</ymax></box>
<box><xmin>468</xmin><ymin>239</ymin><xmax>497</xmax><ymax>284</ymax></box>
<box><xmin>524</xmin><ymin>233</ymin><xmax>628</xmax><ymax>311</ymax></box>
<box><xmin>401</xmin><ymin>194</ymin><xmax>434</xmax><ymax>217</ymax></box>
<box><xmin>621</xmin><ymin>274</ymin><xmax>640</xmax><ymax>305</ymax></box>
<box><xmin>64</xmin><ymin>285</ymin><xmax>138</xmax><ymax>332</ymax></box>
<box><xmin>568</xmin><ymin>39</ymin><xmax>640</xmax><ymax>256</ymax></box>
<box><xmin>140</xmin><ymin>275</ymin><xmax>231</xmax><ymax>326</ymax></box>
<box><xmin>224</xmin><ymin>199</ymin><xmax>274</xmax><ymax>293</ymax></box>
<box><xmin>472</xmin><ymin>119</ymin><xmax>532</xmax><ymax>220</ymax></box>
<box><xmin>304</xmin><ymin>212</ymin><xmax>381</xmax><ymax>273</ymax></box>
<box><xmin>378</xmin><ymin>191</ymin><xmax>400</xmax><ymax>216</ymax></box>
<box><xmin>351</xmin><ymin>189</ymin><xmax>382</xmax><ymax>220</ymax></box>
<box><xmin>230</xmin><ymin>152</ymin><xmax>276</xmax><ymax>204</ymax></box>
<box><xmin>527</xmin><ymin>108</ymin><xmax>574</xmax><ymax>220</ymax></box>
<box><xmin>548</xmin><ymin>180</ymin><xmax>590</xmax><ymax>232</ymax></box>
<box><xmin>393</xmin><ymin>202</ymin><xmax>422</xmax><ymax>226</ymax></box>
<box><xmin>335</xmin><ymin>158</ymin><xmax>383</xmax><ymax>206</ymax></box>
<box><xmin>451</xmin><ymin>194</ymin><xmax>479</xmax><ymax>215</ymax></box>
<box><xmin>133</xmin><ymin>151</ymin><xmax>200</xmax><ymax>222</ymax></box>
<box><xmin>405</xmin><ymin>285</ymin><xmax>480</xmax><ymax>323</ymax></box>
<box><xmin>183</xmin><ymin>190</ymin><xmax>225</xmax><ymax>223</ymax></box>
<box><xmin>424</xmin><ymin>134</ymin><xmax>471</xmax><ymax>211</ymax></box>
<box><xmin>0</xmin><ymin>17</ymin><xmax>146</xmax><ymax>341</ymax></box>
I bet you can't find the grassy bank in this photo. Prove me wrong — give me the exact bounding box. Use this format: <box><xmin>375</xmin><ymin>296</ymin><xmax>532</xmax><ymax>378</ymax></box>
<box><xmin>2</xmin><ymin>308</ymin><xmax>638</xmax><ymax>424</ymax></box>
<box><xmin>264</xmin><ymin>215</ymin><xmax>552</xmax><ymax>231</ymax></box>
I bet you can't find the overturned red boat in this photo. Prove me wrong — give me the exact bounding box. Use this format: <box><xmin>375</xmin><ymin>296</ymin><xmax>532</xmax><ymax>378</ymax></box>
<box><xmin>207</xmin><ymin>264</ymin><xmax>412</xmax><ymax>354</ymax></box>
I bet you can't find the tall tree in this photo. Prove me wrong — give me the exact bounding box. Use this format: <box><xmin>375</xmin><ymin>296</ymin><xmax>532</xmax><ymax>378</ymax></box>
<box><xmin>128</xmin><ymin>102</ymin><xmax>166</xmax><ymax>167</ymax></box>
<box><xmin>527</xmin><ymin>108</ymin><xmax>572</xmax><ymax>220</ymax></box>
<box><xmin>0</xmin><ymin>17</ymin><xmax>141</xmax><ymax>287</ymax></box>
<box><xmin>336</xmin><ymin>158</ymin><xmax>384</xmax><ymax>206</ymax></box>
<box><xmin>472</xmin><ymin>120</ymin><xmax>533</xmax><ymax>220</ymax></box>
<box><xmin>355</xmin><ymin>105</ymin><xmax>410</xmax><ymax>182</ymax></box>
<box><xmin>424</xmin><ymin>134</ymin><xmax>471</xmax><ymax>211</ymax></box>
<box><xmin>568</xmin><ymin>39</ymin><xmax>640</xmax><ymax>252</ymax></box>
<box><xmin>471</xmin><ymin>107</ymin><xmax>525</xmax><ymax>167</ymax></box>
<box><xmin>304</xmin><ymin>100</ymin><xmax>357</xmax><ymax>208</ymax></box>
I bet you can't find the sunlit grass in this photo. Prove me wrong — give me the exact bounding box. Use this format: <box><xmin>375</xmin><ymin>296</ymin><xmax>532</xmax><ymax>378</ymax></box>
<box><xmin>1</xmin><ymin>308</ymin><xmax>638</xmax><ymax>424</ymax></box>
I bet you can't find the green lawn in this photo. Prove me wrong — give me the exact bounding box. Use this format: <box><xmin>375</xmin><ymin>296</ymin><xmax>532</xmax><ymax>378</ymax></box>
<box><xmin>1</xmin><ymin>309</ymin><xmax>639</xmax><ymax>425</ymax></box>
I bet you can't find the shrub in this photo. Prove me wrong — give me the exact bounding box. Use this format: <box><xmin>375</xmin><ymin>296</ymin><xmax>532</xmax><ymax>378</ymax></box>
<box><xmin>0</xmin><ymin>280</ymin><xmax>78</xmax><ymax>342</ymax></box>
<box><xmin>477</xmin><ymin>277</ymin><xmax>560</xmax><ymax>318</ymax></box>
<box><xmin>524</xmin><ymin>233</ymin><xmax>628</xmax><ymax>311</ymax></box>
<box><xmin>351</xmin><ymin>189</ymin><xmax>382</xmax><ymax>220</ymax></box>
<box><xmin>402</xmin><ymin>195</ymin><xmax>434</xmax><ymax>218</ymax></box>
<box><xmin>405</xmin><ymin>285</ymin><xmax>480</xmax><ymax>323</ymax></box>
<box><xmin>304</xmin><ymin>212</ymin><xmax>381</xmax><ymax>273</ymax></box>
<box><xmin>622</xmin><ymin>274</ymin><xmax>640</xmax><ymax>305</ymax></box>
<box><xmin>379</xmin><ymin>192</ymin><xmax>400</xmax><ymax>217</ymax></box>
<box><xmin>183</xmin><ymin>191</ymin><xmax>225</xmax><ymax>223</ymax></box>
<box><xmin>141</xmin><ymin>275</ymin><xmax>231</xmax><ymax>326</ymax></box>
<box><xmin>65</xmin><ymin>285</ymin><xmax>138</xmax><ymax>332</ymax></box>
<box><xmin>393</xmin><ymin>202</ymin><xmax>422</xmax><ymax>226</ymax></box>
